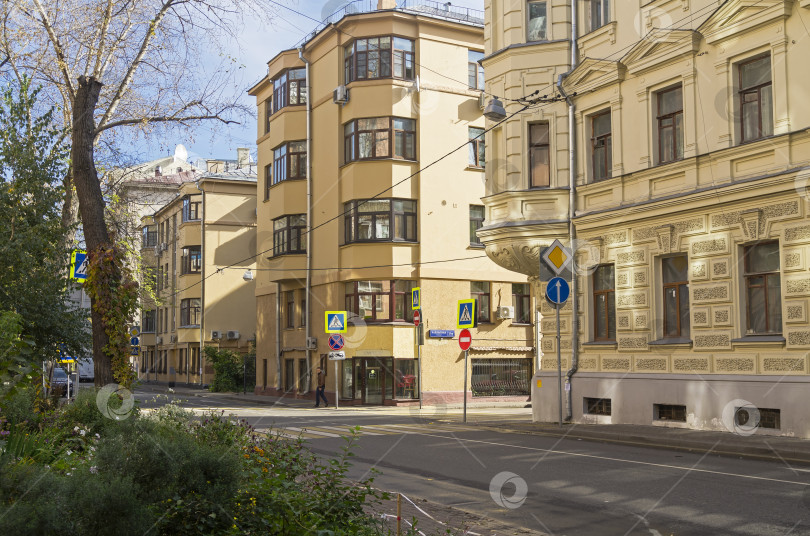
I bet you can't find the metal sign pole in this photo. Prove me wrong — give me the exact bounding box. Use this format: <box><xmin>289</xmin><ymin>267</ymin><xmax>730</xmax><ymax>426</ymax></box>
<box><xmin>556</xmin><ymin>305</ymin><xmax>562</xmax><ymax>428</ymax></box>
<box><xmin>335</xmin><ymin>360</ymin><xmax>339</xmax><ymax>410</ymax></box>
<box><xmin>417</xmin><ymin>324</ymin><xmax>423</xmax><ymax>409</ymax></box>
<box><xmin>463</xmin><ymin>349</ymin><xmax>468</xmax><ymax>424</ymax></box>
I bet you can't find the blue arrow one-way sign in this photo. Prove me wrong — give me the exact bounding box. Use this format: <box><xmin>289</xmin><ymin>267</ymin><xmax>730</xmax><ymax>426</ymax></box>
<box><xmin>546</xmin><ymin>277</ymin><xmax>570</xmax><ymax>305</ymax></box>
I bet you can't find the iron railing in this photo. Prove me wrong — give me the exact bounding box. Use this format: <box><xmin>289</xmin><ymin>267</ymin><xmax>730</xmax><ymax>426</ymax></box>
<box><xmin>470</xmin><ymin>358</ymin><xmax>532</xmax><ymax>397</ymax></box>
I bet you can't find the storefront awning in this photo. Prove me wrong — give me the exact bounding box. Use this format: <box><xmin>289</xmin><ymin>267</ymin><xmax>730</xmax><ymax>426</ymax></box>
<box><xmin>469</xmin><ymin>346</ymin><xmax>534</xmax><ymax>352</ymax></box>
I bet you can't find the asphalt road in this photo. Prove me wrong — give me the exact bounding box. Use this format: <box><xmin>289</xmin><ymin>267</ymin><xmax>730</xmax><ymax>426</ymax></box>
<box><xmin>136</xmin><ymin>389</ymin><xmax>810</xmax><ymax>536</ymax></box>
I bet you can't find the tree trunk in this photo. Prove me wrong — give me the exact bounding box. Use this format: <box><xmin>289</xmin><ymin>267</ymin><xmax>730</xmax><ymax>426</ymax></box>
<box><xmin>71</xmin><ymin>76</ymin><xmax>114</xmax><ymax>387</ymax></box>
<box><xmin>60</xmin><ymin>170</ymin><xmax>79</xmax><ymax>244</ymax></box>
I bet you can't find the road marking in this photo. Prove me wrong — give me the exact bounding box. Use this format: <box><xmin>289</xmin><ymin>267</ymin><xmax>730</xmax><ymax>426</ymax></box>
<box><xmin>394</xmin><ymin>432</ymin><xmax>810</xmax><ymax>487</ymax></box>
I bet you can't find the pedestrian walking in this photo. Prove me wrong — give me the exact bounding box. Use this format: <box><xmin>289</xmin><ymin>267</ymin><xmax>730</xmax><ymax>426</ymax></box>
<box><xmin>315</xmin><ymin>367</ymin><xmax>329</xmax><ymax>407</ymax></box>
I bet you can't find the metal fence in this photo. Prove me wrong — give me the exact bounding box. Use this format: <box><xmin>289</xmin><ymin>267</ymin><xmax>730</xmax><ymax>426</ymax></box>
<box><xmin>470</xmin><ymin>358</ymin><xmax>532</xmax><ymax>397</ymax></box>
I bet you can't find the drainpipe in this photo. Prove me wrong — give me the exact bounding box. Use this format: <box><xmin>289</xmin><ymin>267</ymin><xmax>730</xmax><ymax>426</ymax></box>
<box><xmin>299</xmin><ymin>45</ymin><xmax>313</xmax><ymax>394</ymax></box>
<box><xmin>557</xmin><ymin>0</ymin><xmax>578</xmax><ymax>421</ymax></box>
<box><xmin>196</xmin><ymin>180</ymin><xmax>206</xmax><ymax>386</ymax></box>
<box><xmin>276</xmin><ymin>286</ymin><xmax>282</xmax><ymax>391</ymax></box>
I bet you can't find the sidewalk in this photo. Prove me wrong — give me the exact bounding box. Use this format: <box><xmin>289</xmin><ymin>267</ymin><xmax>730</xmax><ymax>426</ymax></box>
<box><xmin>480</xmin><ymin>419</ymin><xmax>810</xmax><ymax>465</ymax></box>
<box><xmin>135</xmin><ymin>381</ymin><xmax>315</xmax><ymax>408</ymax></box>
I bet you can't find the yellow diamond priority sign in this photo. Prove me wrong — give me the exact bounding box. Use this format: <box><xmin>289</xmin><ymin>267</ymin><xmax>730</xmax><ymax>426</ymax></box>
<box><xmin>541</xmin><ymin>239</ymin><xmax>572</xmax><ymax>275</ymax></box>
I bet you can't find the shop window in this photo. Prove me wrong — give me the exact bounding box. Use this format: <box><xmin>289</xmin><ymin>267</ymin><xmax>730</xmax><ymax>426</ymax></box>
<box><xmin>395</xmin><ymin>359</ymin><xmax>418</xmax><ymax>399</ymax></box>
<box><xmin>470</xmin><ymin>358</ymin><xmax>532</xmax><ymax>396</ymax></box>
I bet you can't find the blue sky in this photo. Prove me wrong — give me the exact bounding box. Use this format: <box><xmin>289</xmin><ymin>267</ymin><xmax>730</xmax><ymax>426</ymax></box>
<box><xmin>138</xmin><ymin>0</ymin><xmax>484</xmax><ymax>166</ymax></box>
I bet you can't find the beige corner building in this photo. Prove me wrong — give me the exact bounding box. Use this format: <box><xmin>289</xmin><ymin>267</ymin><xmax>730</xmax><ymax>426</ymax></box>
<box><xmin>479</xmin><ymin>0</ymin><xmax>810</xmax><ymax>436</ymax></box>
<box><xmin>137</xmin><ymin>157</ymin><xmax>257</xmax><ymax>385</ymax></box>
<box><xmin>249</xmin><ymin>1</ymin><xmax>535</xmax><ymax>405</ymax></box>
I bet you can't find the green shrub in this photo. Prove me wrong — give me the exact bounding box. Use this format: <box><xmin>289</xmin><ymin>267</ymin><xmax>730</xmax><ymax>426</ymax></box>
<box><xmin>205</xmin><ymin>347</ymin><xmax>255</xmax><ymax>393</ymax></box>
<box><xmin>0</xmin><ymin>385</ymin><xmax>39</xmax><ymax>427</ymax></box>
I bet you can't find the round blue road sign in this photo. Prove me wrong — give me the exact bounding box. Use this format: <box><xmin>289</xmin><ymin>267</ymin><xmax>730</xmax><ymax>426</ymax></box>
<box><xmin>546</xmin><ymin>277</ymin><xmax>570</xmax><ymax>305</ymax></box>
<box><xmin>328</xmin><ymin>334</ymin><xmax>345</xmax><ymax>351</ymax></box>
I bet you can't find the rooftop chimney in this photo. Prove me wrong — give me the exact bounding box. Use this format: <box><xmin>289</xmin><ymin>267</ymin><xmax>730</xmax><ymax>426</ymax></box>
<box><xmin>377</xmin><ymin>0</ymin><xmax>396</xmax><ymax>9</ymax></box>
<box><xmin>237</xmin><ymin>147</ymin><xmax>250</xmax><ymax>168</ymax></box>
<box><xmin>154</xmin><ymin>166</ymin><xmax>161</xmax><ymax>176</ymax></box>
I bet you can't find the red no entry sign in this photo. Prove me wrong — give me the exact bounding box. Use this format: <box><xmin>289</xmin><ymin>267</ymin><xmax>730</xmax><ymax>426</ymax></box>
<box><xmin>413</xmin><ymin>310</ymin><xmax>421</xmax><ymax>326</ymax></box>
<box><xmin>458</xmin><ymin>328</ymin><xmax>472</xmax><ymax>351</ymax></box>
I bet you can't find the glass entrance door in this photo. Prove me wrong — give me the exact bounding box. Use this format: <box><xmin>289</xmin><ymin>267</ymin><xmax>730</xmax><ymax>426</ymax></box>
<box><xmin>358</xmin><ymin>357</ymin><xmax>393</xmax><ymax>405</ymax></box>
<box><xmin>364</xmin><ymin>362</ymin><xmax>383</xmax><ymax>404</ymax></box>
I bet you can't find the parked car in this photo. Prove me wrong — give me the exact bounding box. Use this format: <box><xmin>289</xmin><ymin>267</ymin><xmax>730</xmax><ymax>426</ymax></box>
<box><xmin>50</xmin><ymin>367</ymin><xmax>72</xmax><ymax>397</ymax></box>
<box><xmin>77</xmin><ymin>357</ymin><xmax>94</xmax><ymax>382</ymax></box>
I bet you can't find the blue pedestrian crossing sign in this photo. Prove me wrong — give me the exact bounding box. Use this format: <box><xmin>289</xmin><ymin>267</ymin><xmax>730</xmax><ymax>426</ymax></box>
<box><xmin>546</xmin><ymin>277</ymin><xmax>570</xmax><ymax>305</ymax></box>
<box><xmin>325</xmin><ymin>311</ymin><xmax>348</xmax><ymax>333</ymax></box>
<box><xmin>457</xmin><ymin>299</ymin><xmax>476</xmax><ymax>329</ymax></box>
<box><xmin>70</xmin><ymin>250</ymin><xmax>88</xmax><ymax>282</ymax></box>
<box><xmin>411</xmin><ymin>287</ymin><xmax>421</xmax><ymax>310</ymax></box>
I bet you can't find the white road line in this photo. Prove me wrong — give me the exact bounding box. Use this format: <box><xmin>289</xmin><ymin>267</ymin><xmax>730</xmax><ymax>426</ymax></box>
<box><xmin>284</xmin><ymin>426</ymin><xmax>341</xmax><ymax>438</ymax></box>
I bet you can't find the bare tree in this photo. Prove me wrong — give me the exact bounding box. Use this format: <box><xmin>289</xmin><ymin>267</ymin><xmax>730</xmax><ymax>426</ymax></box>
<box><xmin>0</xmin><ymin>0</ymin><xmax>265</xmax><ymax>385</ymax></box>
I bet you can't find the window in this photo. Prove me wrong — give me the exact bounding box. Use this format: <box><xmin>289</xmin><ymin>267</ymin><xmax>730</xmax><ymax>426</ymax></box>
<box><xmin>585</xmin><ymin>397</ymin><xmax>611</xmax><ymax>415</ymax></box>
<box><xmin>395</xmin><ymin>359</ymin><xmax>418</xmax><ymax>399</ymax></box>
<box><xmin>264</xmin><ymin>99</ymin><xmax>272</xmax><ymax>134</ymax></box>
<box><xmin>157</xmin><ymin>309</ymin><xmax>162</xmax><ymax>334</ymax></box>
<box><xmin>469</xmin><ymin>205</ymin><xmax>485</xmax><ymax>246</ymax></box>
<box><xmin>468</xmin><ymin>50</ymin><xmax>484</xmax><ymax>89</ymax></box>
<box><xmin>157</xmin><ymin>265</ymin><xmax>163</xmax><ymax>292</ymax></box>
<box><xmin>264</xmin><ymin>164</ymin><xmax>271</xmax><ymax>200</ymax></box>
<box><xmin>163</xmin><ymin>263</ymin><xmax>169</xmax><ymax>289</ymax></box>
<box><xmin>142</xmin><ymin>226</ymin><xmax>157</xmax><ymax>247</ymax></box>
<box><xmin>513</xmin><ymin>283</ymin><xmax>531</xmax><ymax>324</ymax></box>
<box><xmin>344</xmin><ymin>280</ymin><xmax>415</xmax><ymax>322</ymax></box>
<box><xmin>743</xmin><ymin>241</ymin><xmax>781</xmax><ymax>334</ymax></box>
<box><xmin>181</xmin><ymin>246</ymin><xmax>201</xmax><ymax>275</ymax></box>
<box><xmin>300</xmin><ymin>295</ymin><xmax>307</xmax><ymax>327</ymax></box>
<box><xmin>589</xmin><ymin>0</ymin><xmax>610</xmax><ymax>31</ymax></box>
<box><xmin>593</xmin><ymin>265</ymin><xmax>615</xmax><ymax>341</ymax></box>
<box><xmin>344</xmin><ymin>36</ymin><xmax>414</xmax><ymax>83</ymax></box>
<box><xmin>273</xmin><ymin>215</ymin><xmax>307</xmax><ymax>256</ymax></box>
<box><xmin>272</xmin><ymin>68</ymin><xmax>307</xmax><ymax>113</ymax></box>
<box><xmin>662</xmin><ymin>255</ymin><xmax>689</xmax><ymax>338</ymax></box>
<box><xmin>657</xmin><ymin>86</ymin><xmax>683</xmax><ymax>163</ymax></box>
<box><xmin>529</xmin><ymin>123</ymin><xmax>550</xmax><ymax>187</ymax></box>
<box><xmin>344</xmin><ymin>199</ymin><xmax>416</xmax><ymax>243</ymax></box>
<box><xmin>273</xmin><ymin>141</ymin><xmax>306</xmax><ymax>184</ymax></box>
<box><xmin>471</xmin><ymin>281</ymin><xmax>491</xmax><ymax>323</ymax></box>
<box><xmin>190</xmin><ymin>346</ymin><xmax>200</xmax><ymax>375</ymax></box>
<box><xmin>286</xmin><ymin>291</ymin><xmax>295</xmax><ymax>329</ymax></box>
<box><xmin>655</xmin><ymin>404</ymin><xmax>686</xmax><ymax>422</ymax></box>
<box><xmin>469</xmin><ymin>127</ymin><xmax>485</xmax><ymax>168</ymax></box>
<box><xmin>344</xmin><ymin>117</ymin><xmax>415</xmax><ymax>162</ymax></box>
<box><xmin>180</xmin><ymin>298</ymin><xmax>201</xmax><ymax>327</ymax></box>
<box><xmin>739</xmin><ymin>55</ymin><xmax>773</xmax><ymax>142</ymax></box>
<box><xmin>591</xmin><ymin>110</ymin><xmax>612</xmax><ymax>181</ymax></box>
<box><xmin>470</xmin><ymin>358</ymin><xmax>532</xmax><ymax>396</ymax></box>
<box><xmin>182</xmin><ymin>196</ymin><xmax>201</xmax><ymax>222</ymax></box>
<box><xmin>527</xmin><ymin>0</ymin><xmax>547</xmax><ymax>42</ymax></box>
<box><xmin>142</xmin><ymin>310</ymin><xmax>156</xmax><ymax>333</ymax></box>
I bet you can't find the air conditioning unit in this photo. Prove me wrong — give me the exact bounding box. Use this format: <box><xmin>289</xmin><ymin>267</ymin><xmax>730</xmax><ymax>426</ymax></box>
<box><xmin>306</xmin><ymin>337</ymin><xmax>317</xmax><ymax>350</ymax></box>
<box><xmin>226</xmin><ymin>330</ymin><xmax>240</xmax><ymax>340</ymax></box>
<box><xmin>497</xmin><ymin>306</ymin><xmax>515</xmax><ymax>320</ymax></box>
<box><xmin>156</xmin><ymin>336</ymin><xmax>163</xmax><ymax>344</ymax></box>
<box><xmin>210</xmin><ymin>330</ymin><xmax>222</xmax><ymax>340</ymax></box>
<box><xmin>478</xmin><ymin>91</ymin><xmax>486</xmax><ymax>111</ymax></box>
<box><xmin>170</xmin><ymin>335</ymin><xmax>177</xmax><ymax>343</ymax></box>
<box><xmin>333</xmin><ymin>85</ymin><xmax>349</xmax><ymax>105</ymax></box>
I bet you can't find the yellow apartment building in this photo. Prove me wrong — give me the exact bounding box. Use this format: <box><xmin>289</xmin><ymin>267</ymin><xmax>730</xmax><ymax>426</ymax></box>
<box><xmin>249</xmin><ymin>0</ymin><xmax>535</xmax><ymax>406</ymax></box>
<box><xmin>137</xmin><ymin>161</ymin><xmax>257</xmax><ymax>385</ymax></box>
<box><xmin>479</xmin><ymin>0</ymin><xmax>810</xmax><ymax>436</ymax></box>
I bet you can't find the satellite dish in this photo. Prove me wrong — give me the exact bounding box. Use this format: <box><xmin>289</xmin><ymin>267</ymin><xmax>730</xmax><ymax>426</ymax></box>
<box><xmin>174</xmin><ymin>144</ymin><xmax>188</xmax><ymax>162</ymax></box>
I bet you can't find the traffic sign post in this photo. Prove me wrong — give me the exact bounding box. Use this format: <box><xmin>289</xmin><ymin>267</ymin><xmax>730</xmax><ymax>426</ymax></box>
<box><xmin>325</xmin><ymin>311</ymin><xmax>348</xmax><ymax>333</ymax></box>
<box><xmin>70</xmin><ymin>250</ymin><xmax>88</xmax><ymax>282</ymax></box>
<box><xmin>459</xmin><ymin>328</ymin><xmax>472</xmax><ymax>423</ymax></box>
<box><xmin>328</xmin><ymin>348</ymin><xmax>346</xmax><ymax>409</ymax></box>
<box><xmin>456</xmin><ymin>299</ymin><xmax>476</xmax><ymax>329</ymax></box>
<box><xmin>545</xmin><ymin>277</ymin><xmax>570</xmax><ymax>428</ymax></box>
<box><xmin>328</xmin><ymin>334</ymin><xmax>345</xmax><ymax>351</ymax></box>
<box><xmin>411</xmin><ymin>287</ymin><xmax>421</xmax><ymax>310</ymax></box>
<box><xmin>413</xmin><ymin>310</ymin><xmax>421</xmax><ymax>326</ymax></box>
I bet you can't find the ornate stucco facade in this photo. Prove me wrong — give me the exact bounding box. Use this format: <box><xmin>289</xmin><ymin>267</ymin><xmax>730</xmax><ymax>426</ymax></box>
<box><xmin>480</xmin><ymin>0</ymin><xmax>810</xmax><ymax>435</ymax></box>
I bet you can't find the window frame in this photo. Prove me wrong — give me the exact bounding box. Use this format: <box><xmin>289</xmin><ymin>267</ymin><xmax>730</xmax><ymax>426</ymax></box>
<box><xmin>142</xmin><ymin>226</ymin><xmax>157</xmax><ymax>247</ymax></box>
<box><xmin>512</xmin><ymin>283</ymin><xmax>531</xmax><ymax>324</ymax></box>
<box><xmin>343</xmin><ymin>198</ymin><xmax>417</xmax><ymax>244</ymax></box>
<box><xmin>743</xmin><ymin>241</ymin><xmax>782</xmax><ymax>335</ymax></box>
<box><xmin>273</xmin><ymin>140</ymin><xmax>306</xmax><ymax>185</ymax></box>
<box><xmin>471</xmin><ymin>281</ymin><xmax>491</xmax><ymax>324</ymax></box>
<box><xmin>592</xmin><ymin>264</ymin><xmax>615</xmax><ymax>341</ymax></box>
<box><xmin>589</xmin><ymin>0</ymin><xmax>610</xmax><ymax>32</ymax></box>
<box><xmin>344</xmin><ymin>280</ymin><xmax>415</xmax><ymax>323</ymax></box>
<box><xmin>285</xmin><ymin>290</ymin><xmax>295</xmax><ymax>329</ymax></box>
<box><xmin>529</xmin><ymin>122</ymin><xmax>550</xmax><ymax>188</ymax></box>
<box><xmin>468</xmin><ymin>50</ymin><xmax>485</xmax><ymax>90</ymax></box>
<box><xmin>142</xmin><ymin>309</ymin><xmax>156</xmax><ymax>333</ymax></box>
<box><xmin>181</xmin><ymin>246</ymin><xmax>201</xmax><ymax>275</ymax></box>
<box><xmin>469</xmin><ymin>205</ymin><xmax>485</xmax><ymax>246</ymax></box>
<box><xmin>656</xmin><ymin>85</ymin><xmax>684</xmax><ymax>164</ymax></box>
<box><xmin>661</xmin><ymin>255</ymin><xmax>690</xmax><ymax>339</ymax></box>
<box><xmin>526</xmin><ymin>0</ymin><xmax>548</xmax><ymax>42</ymax></box>
<box><xmin>344</xmin><ymin>117</ymin><xmax>416</xmax><ymax>163</ymax></box>
<box><xmin>272</xmin><ymin>68</ymin><xmax>307</xmax><ymax>114</ymax></box>
<box><xmin>264</xmin><ymin>164</ymin><xmax>272</xmax><ymax>200</ymax></box>
<box><xmin>273</xmin><ymin>214</ymin><xmax>307</xmax><ymax>256</ymax></box>
<box><xmin>738</xmin><ymin>55</ymin><xmax>773</xmax><ymax>143</ymax></box>
<box><xmin>180</xmin><ymin>298</ymin><xmax>201</xmax><ymax>327</ymax></box>
<box><xmin>344</xmin><ymin>36</ymin><xmax>414</xmax><ymax>83</ymax></box>
<box><xmin>468</xmin><ymin>127</ymin><xmax>485</xmax><ymax>168</ymax></box>
<box><xmin>182</xmin><ymin>195</ymin><xmax>201</xmax><ymax>222</ymax></box>
<box><xmin>591</xmin><ymin>110</ymin><xmax>612</xmax><ymax>182</ymax></box>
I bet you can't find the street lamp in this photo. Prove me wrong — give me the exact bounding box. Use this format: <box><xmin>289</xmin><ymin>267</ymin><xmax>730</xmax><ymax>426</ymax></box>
<box><xmin>242</xmin><ymin>269</ymin><xmax>254</xmax><ymax>282</ymax></box>
<box><xmin>483</xmin><ymin>97</ymin><xmax>507</xmax><ymax>122</ymax></box>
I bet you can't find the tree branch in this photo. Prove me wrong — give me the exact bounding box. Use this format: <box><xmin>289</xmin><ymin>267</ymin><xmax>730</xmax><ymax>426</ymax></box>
<box><xmin>96</xmin><ymin>113</ymin><xmax>239</xmax><ymax>133</ymax></box>
<box><xmin>30</xmin><ymin>0</ymin><xmax>75</xmax><ymax>103</ymax></box>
